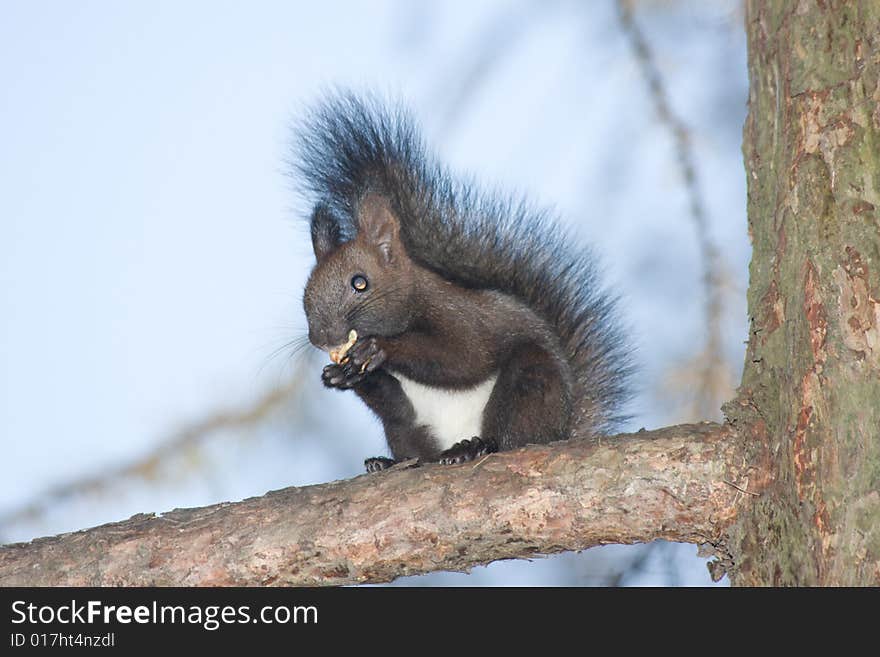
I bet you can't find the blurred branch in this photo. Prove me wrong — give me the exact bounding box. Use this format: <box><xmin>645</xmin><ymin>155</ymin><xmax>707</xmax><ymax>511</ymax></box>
<box><xmin>432</xmin><ymin>3</ymin><xmax>542</xmax><ymax>136</ymax></box>
<box><xmin>616</xmin><ymin>0</ymin><xmax>731</xmax><ymax>420</ymax></box>
<box><xmin>603</xmin><ymin>542</ymin><xmax>659</xmax><ymax>586</ymax></box>
<box><xmin>0</xmin><ymin>373</ymin><xmax>309</xmax><ymax>536</ymax></box>
<box><xmin>0</xmin><ymin>422</ymin><xmax>755</xmax><ymax>586</ymax></box>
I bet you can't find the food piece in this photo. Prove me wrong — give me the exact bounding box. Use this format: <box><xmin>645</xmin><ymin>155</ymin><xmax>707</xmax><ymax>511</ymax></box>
<box><xmin>329</xmin><ymin>329</ymin><xmax>358</xmax><ymax>364</ymax></box>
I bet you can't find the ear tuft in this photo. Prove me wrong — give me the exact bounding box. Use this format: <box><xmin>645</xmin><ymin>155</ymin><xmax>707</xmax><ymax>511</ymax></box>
<box><xmin>310</xmin><ymin>204</ymin><xmax>341</xmax><ymax>263</ymax></box>
<box><xmin>357</xmin><ymin>194</ymin><xmax>401</xmax><ymax>264</ymax></box>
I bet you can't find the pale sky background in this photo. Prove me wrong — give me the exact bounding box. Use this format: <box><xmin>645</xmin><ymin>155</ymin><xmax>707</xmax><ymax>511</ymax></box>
<box><xmin>0</xmin><ymin>0</ymin><xmax>749</xmax><ymax>585</ymax></box>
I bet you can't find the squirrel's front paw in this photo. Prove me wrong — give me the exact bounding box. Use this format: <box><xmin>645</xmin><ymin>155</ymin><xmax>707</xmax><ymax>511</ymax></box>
<box><xmin>322</xmin><ymin>363</ymin><xmax>346</xmax><ymax>388</ymax></box>
<box><xmin>322</xmin><ymin>338</ymin><xmax>387</xmax><ymax>389</ymax></box>
<box><xmin>439</xmin><ymin>436</ymin><xmax>498</xmax><ymax>465</ymax></box>
<box><xmin>347</xmin><ymin>337</ymin><xmax>387</xmax><ymax>374</ymax></box>
<box><xmin>322</xmin><ymin>362</ymin><xmax>364</xmax><ymax>389</ymax></box>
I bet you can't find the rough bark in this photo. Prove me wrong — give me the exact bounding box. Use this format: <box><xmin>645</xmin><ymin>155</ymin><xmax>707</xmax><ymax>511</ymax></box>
<box><xmin>728</xmin><ymin>0</ymin><xmax>880</xmax><ymax>585</ymax></box>
<box><xmin>0</xmin><ymin>423</ymin><xmax>749</xmax><ymax>586</ymax></box>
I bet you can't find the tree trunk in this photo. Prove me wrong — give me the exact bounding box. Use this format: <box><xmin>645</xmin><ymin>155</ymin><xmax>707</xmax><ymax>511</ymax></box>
<box><xmin>727</xmin><ymin>0</ymin><xmax>880</xmax><ymax>585</ymax></box>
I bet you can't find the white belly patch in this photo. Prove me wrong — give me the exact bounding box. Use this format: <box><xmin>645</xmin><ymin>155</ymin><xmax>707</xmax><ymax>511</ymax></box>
<box><xmin>394</xmin><ymin>374</ymin><xmax>498</xmax><ymax>451</ymax></box>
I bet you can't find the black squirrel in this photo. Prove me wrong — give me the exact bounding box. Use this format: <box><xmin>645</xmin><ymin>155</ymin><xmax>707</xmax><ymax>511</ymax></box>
<box><xmin>296</xmin><ymin>93</ymin><xmax>632</xmax><ymax>472</ymax></box>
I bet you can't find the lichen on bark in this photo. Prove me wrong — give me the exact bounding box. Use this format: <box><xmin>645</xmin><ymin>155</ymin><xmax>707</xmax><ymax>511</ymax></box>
<box><xmin>731</xmin><ymin>0</ymin><xmax>880</xmax><ymax>585</ymax></box>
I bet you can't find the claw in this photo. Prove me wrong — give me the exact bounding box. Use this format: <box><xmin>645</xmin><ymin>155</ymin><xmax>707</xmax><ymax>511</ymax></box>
<box><xmin>321</xmin><ymin>338</ymin><xmax>385</xmax><ymax>389</ymax></box>
<box><xmin>438</xmin><ymin>436</ymin><xmax>498</xmax><ymax>465</ymax></box>
<box><xmin>365</xmin><ymin>456</ymin><xmax>396</xmax><ymax>473</ymax></box>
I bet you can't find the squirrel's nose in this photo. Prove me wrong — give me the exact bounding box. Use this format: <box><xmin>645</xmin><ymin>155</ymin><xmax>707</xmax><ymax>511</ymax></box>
<box><xmin>309</xmin><ymin>325</ymin><xmax>349</xmax><ymax>351</ymax></box>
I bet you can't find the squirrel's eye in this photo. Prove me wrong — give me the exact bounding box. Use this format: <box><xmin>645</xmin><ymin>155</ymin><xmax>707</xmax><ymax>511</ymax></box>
<box><xmin>351</xmin><ymin>275</ymin><xmax>369</xmax><ymax>292</ymax></box>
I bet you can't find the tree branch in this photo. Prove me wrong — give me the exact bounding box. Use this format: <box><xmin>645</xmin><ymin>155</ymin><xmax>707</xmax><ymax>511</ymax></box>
<box><xmin>0</xmin><ymin>422</ymin><xmax>752</xmax><ymax>586</ymax></box>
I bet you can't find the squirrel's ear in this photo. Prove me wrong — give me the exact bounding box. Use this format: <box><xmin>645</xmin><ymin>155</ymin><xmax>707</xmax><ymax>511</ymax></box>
<box><xmin>310</xmin><ymin>204</ymin><xmax>341</xmax><ymax>263</ymax></box>
<box><xmin>358</xmin><ymin>194</ymin><xmax>401</xmax><ymax>265</ymax></box>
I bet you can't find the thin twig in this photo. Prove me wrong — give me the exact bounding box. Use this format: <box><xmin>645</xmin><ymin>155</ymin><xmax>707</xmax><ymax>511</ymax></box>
<box><xmin>616</xmin><ymin>0</ymin><xmax>729</xmax><ymax>420</ymax></box>
<box><xmin>431</xmin><ymin>3</ymin><xmax>544</xmax><ymax>137</ymax></box>
<box><xmin>0</xmin><ymin>371</ymin><xmax>310</xmax><ymax>535</ymax></box>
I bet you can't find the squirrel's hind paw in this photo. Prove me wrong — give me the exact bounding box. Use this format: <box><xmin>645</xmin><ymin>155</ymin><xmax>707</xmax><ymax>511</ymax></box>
<box><xmin>439</xmin><ymin>437</ymin><xmax>498</xmax><ymax>465</ymax></box>
<box><xmin>365</xmin><ymin>456</ymin><xmax>397</xmax><ymax>473</ymax></box>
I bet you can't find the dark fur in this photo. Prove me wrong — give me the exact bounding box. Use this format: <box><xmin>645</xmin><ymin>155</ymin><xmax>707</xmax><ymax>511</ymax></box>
<box><xmin>295</xmin><ymin>92</ymin><xmax>633</xmax><ymax>469</ymax></box>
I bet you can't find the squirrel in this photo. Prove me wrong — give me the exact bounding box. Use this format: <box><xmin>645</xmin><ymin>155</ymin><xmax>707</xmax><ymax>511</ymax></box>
<box><xmin>295</xmin><ymin>93</ymin><xmax>632</xmax><ymax>473</ymax></box>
